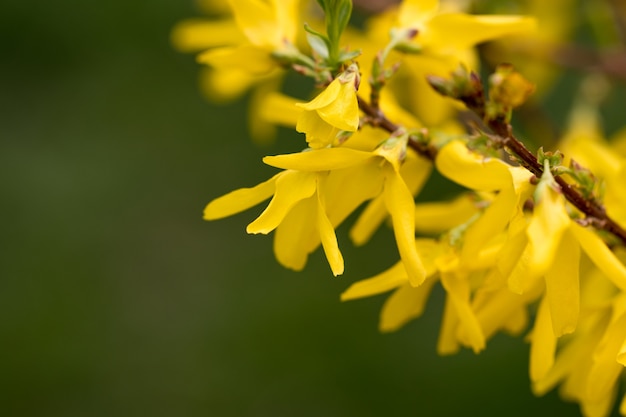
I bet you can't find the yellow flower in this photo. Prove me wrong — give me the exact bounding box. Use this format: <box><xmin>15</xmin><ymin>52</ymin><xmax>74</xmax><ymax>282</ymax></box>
<box><xmin>367</xmin><ymin>0</ymin><xmax>536</xmax><ymax>125</ymax></box>
<box><xmin>172</xmin><ymin>0</ymin><xmax>302</xmax><ymax>143</ymax></box>
<box><xmin>531</xmin><ymin>266</ymin><xmax>626</xmax><ymax>417</ymax></box>
<box><xmin>204</xmin><ymin>149</ymin><xmax>373</xmax><ymax>276</ymax></box>
<box><xmin>296</xmin><ymin>65</ymin><xmax>360</xmax><ymax>148</ymax></box>
<box><xmin>265</xmin><ymin>138</ymin><xmax>427</xmax><ymax>286</ymax></box>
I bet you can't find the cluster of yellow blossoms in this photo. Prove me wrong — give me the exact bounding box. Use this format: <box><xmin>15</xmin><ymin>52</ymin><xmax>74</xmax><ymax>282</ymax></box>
<box><xmin>173</xmin><ymin>0</ymin><xmax>626</xmax><ymax>415</ymax></box>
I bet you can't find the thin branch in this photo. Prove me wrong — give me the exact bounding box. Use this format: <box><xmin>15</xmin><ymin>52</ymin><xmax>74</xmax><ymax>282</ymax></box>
<box><xmin>357</xmin><ymin>94</ymin><xmax>438</xmax><ymax>160</ymax></box>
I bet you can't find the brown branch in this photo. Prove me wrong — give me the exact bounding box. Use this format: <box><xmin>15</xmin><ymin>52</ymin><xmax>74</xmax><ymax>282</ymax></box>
<box><xmin>486</xmin><ymin>118</ymin><xmax>626</xmax><ymax>246</ymax></box>
<box><xmin>357</xmin><ymin>94</ymin><xmax>438</xmax><ymax>160</ymax></box>
<box><xmin>358</xmin><ymin>87</ymin><xmax>626</xmax><ymax>246</ymax></box>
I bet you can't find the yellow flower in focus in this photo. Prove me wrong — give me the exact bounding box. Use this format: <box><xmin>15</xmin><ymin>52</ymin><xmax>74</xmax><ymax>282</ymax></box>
<box><xmin>296</xmin><ymin>65</ymin><xmax>360</xmax><ymax>148</ymax></box>
<box><xmin>265</xmin><ymin>138</ymin><xmax>427</xmax><ymax>286</ymax></box>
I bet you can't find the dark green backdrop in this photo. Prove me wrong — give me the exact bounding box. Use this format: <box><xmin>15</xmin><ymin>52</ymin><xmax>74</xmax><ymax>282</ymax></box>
<box><xmin>0</xmin><ymin>1</ymin><xmax>609</xmax><ymax>416</ymax></box>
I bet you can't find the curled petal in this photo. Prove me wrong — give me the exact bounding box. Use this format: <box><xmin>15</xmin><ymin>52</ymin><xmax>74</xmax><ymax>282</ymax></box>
<box><xmin>526</xmin><ymin>184</ymin><xmax>570</xmax><ymax>277</ymax></box>
<box><xmin>247</xmin><ymin>171</ymin><xmax>316</xmax><ymax>234</ymax></box>
<box><xmin>529</xmin><ymin>298</ymin><xmax>557</xmax><ymax>382</ymax></box>
<box><xmin>544</xmin><ymin>228</ymin><xmax>580</xmax><ymax>337</ymax></box>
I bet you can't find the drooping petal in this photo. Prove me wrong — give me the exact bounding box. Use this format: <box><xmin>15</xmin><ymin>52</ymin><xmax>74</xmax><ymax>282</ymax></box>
<box><xmin>228</xmin><ymin>0</ymin><xmax>295</xmax><ymax>47</ymax></box>
<box><xmin>544</xmin><ymin>227</ymin><xmax>580</xmax><ymax>337</ymax></box>
<box><xmin>586</xmin><ymin>307</ymin><xmax>626</xmax><ymax>404</ymax></box>
<box><xmin>351</xmin><ymin>154</ymin><xmax>431</xmax><ymax>246</ymax></box>
<box><xmin>571</xmin><ymin>223</ymin><xmax>626</xmax><ymax>291</ymax></box>
<box><xmin>316</xmin><ymin>174</ymin><xmax>344</xmax><ymax>276</ymax></box>
<box><xmin>526</xmin><ymin>183</ymin><xmax>570</xmax><ymax>277</ymax></box>
<box><xmin>438</xmin><ymin>295</ymin><xmax>461</xmax><ymax>355</ymax></box>
<box><xmin>383</xmin><ymin>166</ymin><xmax>425</xmax><ymax>286</ymax></box>
<box><xmin>263</xmin><ymin>148</ymin><xmax>374</xmax><ymax>171</ymax></box>
<box><xmin>461</xmin><ymin>186</ymin><xmax>516</xmax><ymax>265</ymax></box>
<box><xmin>529</xmin><ymin>298</ymin><xmax>557</xmax><ymax>382</ymax></box>
<box><xmin>380</xmin><ymin>278</ymin><xmax>438</xmax><ymax>332</ymax></box>
<box><xmin>273</xmin><ymin>197</ymin><xmax>318</xmax><ymax>271</ymax></box>
<box><xmin>440</xmin><ymin>271</ymin><xmax>485</xmax><ymax>353</ymax></box>
<box><xmin>341</xmin><ymin>238</ymin><xmax>439</xmax><ymax>300</ymax></box>
<box><xmin>436</xmin><ymin>140</ymin><xmax>513</xmax><ymax>191</ymax></box>
<box><xmin>204</xmin><ymin>173</ymin><xmax>279</xmax><ymax>220</ymax></box>
<box><xmin>341</xmin><ymin>261</ymin><xmax>408</xmax><ymax>301</ymax></box>
<box><xmin>247</xmin><ymin>171</ymin><xmax>316</xmax><ymax>234</ymax></box>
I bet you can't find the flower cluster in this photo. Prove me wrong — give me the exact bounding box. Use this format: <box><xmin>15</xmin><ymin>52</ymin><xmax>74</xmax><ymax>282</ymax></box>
<box><xmin>175</xmin><ymin>1</ymin><xmax>626</xmax><ymax>415</ymax></box>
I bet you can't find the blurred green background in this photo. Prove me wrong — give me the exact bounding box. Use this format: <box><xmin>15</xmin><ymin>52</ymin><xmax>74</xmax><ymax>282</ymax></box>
<box><xmin>0</xmin><ymin>0</ymin><xmax>613</xmax><ymax>416</ymax></box>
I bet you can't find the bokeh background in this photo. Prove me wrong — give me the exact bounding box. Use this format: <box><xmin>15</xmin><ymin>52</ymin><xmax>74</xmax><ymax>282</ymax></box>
<box><xmin>1</xmin><ymin>0</ymin><xmax>621</xmax><ymax>416</ymax></box>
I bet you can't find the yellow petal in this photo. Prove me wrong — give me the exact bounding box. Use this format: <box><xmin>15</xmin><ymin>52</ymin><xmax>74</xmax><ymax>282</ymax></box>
<box><xmin>170</xmin><ymin>19</ymin><xmax>245</xmax><ymax>52</ymax></box>
<box><xmin>273</xmin><ymin>198</ymin><xmax>318</xmax><ymax>271</ymax></box>
<box><xmin>323</xmin><ymin>162</ymin><xmax>385</xmax><ymax>226</ymax></box>
<box><xmin>198</xmin><ymin>45</ymin><xmax>276</xmax><ymax>74</ymax></box>
<box><xmin>380</xmin><ymin>278</ymin><xmax>438</xmax><ymax>332</ymax></box>
<box><xmin>571</xmin><ymin>223</ymin><xmax>626</xmax><ymax>291</ymax></box>
<box><xmin>228</xmin><ymin>0</ymin><xmax>293</xmax><ymax>47</ymax></box>
<box><xmin>526</xmin><ymin>184</ymin><xmax>570</xmax><ymax>277</ymax></box>
<box><xmin>398</xmin><ymin>0</ymin><xmax>439</xmax><ymax>28</ymax></box>
<box><xmin>341</xmin><ymin>261</ymin><xmax>408</xmax><ymax>301</ymax></box>
<box><xmin>257</xmin><ymin>92</ymin><xmax>302</xmax><ymax>127</ymax></box>
<box><xmin>436</xmin><ymin>140</ymin><xmax>513</xmax><ymax>191</ymax></box>
<box><xmin>316</xmin><ymin>175</ymin><xmax>344</xmax><ymax>276</ymax></box>
<box><xmin>295</xmin><ymin>110</ymin><xmax>340</xmax><ymax>148</ymax></box>
<box><xmin>544</xmin><ymin>227</ymin><xmax>580</xmax><ymax>337</ymax></box>
<box><xmin>438</xmin><ymin>295</ymin><xmax>461</xmax><ymax>355</ymax></box>
<box><xmin>263</xmin><ymin>148</ymin><xmax>374</xmax><ymax>171</ymax></box>
<box><xmin>315</xmin><ymin>83</ymin><xmax>359</xmax><ymax>132</ymax></box>
<box><xmin>204</xmin><ymin>173</ymin><xmax>279</xmax><ymax>220</ymax></box>
<box><xmin>247</xmin><ymin>171</ymin><xmax>316</xmax><ymax>234</ymax></box>
<box><xmin>428</xmin><ymin>14</ymin><xmax>536</xmax><ymax>50</ymax></box>
<box><xmin>461</xmin><ymin>186</ymin><xmax>516</xmax><ymax>265</ymax></box>
<box><xmin>440</xmin><ymin>271</ymin><xmax>485</xmax><ymax>353</ymax></box>
<box><xmin>296</xmin><ymin>80</ymin><xmax>341</xmax><ymax>111</ymax></box>
<box><xmin>414</xmin><ymin>193</ymin><xmax>478</xmax><ymax>234</ymax></box>
<box><xmin>349</xmin><ymin>194</ymin><xmax>387</xmax><ymax>246</ymax></box>
<box><xmin>529</xmin><ymin>298</ymin><xmax>557</xmax><ymax>382</ymax></box>
<box><xmin>383</xmin><ymin>166</ymin><xmax>425</xmax><ymax>286</ymax></box>
<box><xmin>586</xmin><ymin>312</ymin><xmax>626</xmax><ymax>403</ymax></box>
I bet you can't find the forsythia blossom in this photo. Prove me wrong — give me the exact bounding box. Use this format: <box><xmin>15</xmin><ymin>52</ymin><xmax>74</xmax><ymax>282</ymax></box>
<box><xmin>177</xmin><ymin>0</ymin><xmax>626</xmax><ymax>415</ymax></box>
